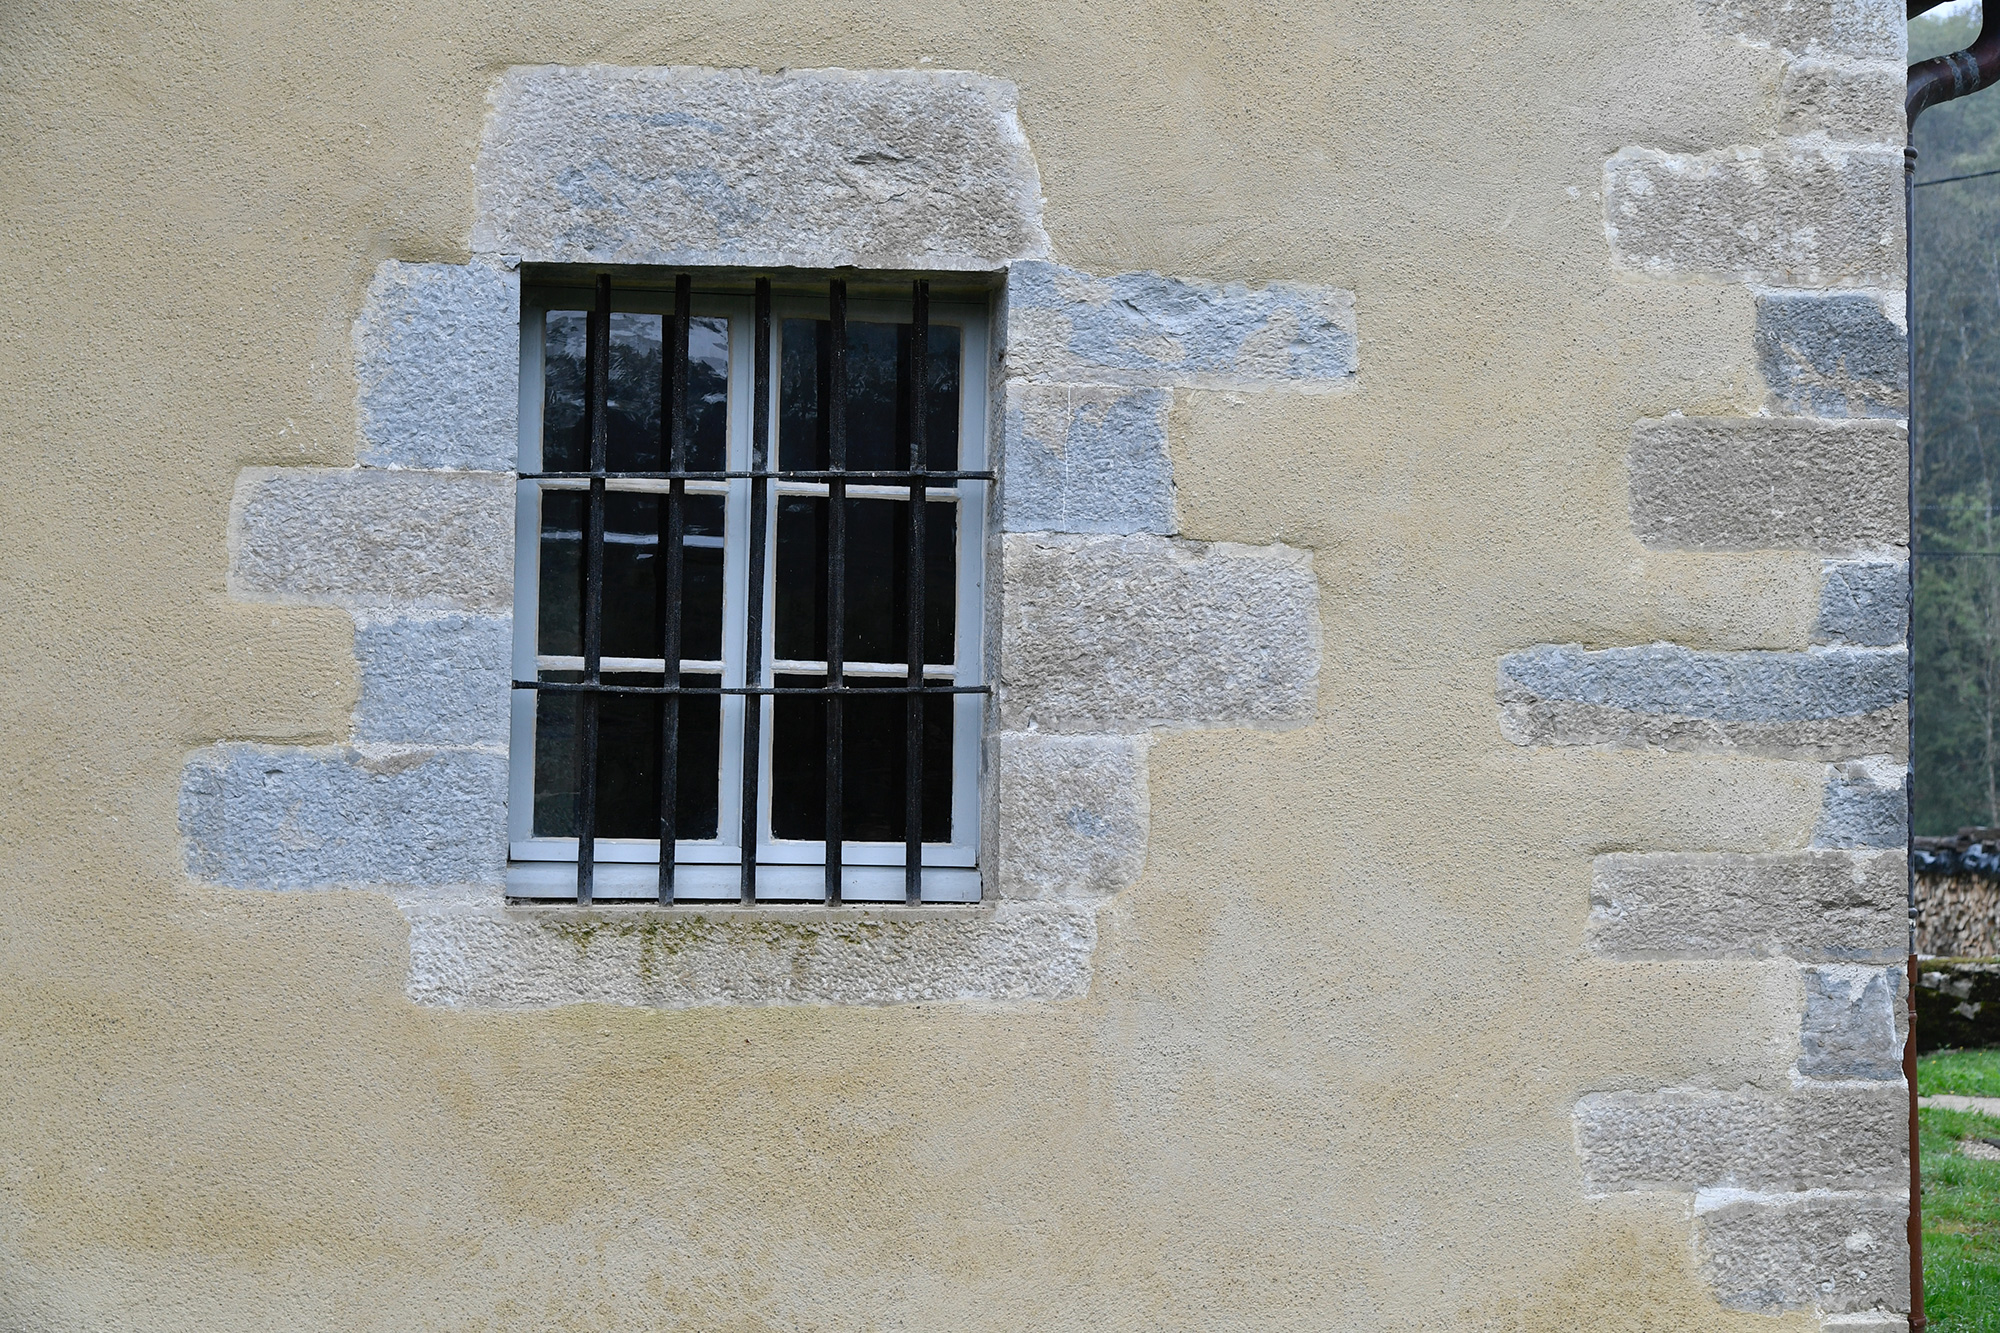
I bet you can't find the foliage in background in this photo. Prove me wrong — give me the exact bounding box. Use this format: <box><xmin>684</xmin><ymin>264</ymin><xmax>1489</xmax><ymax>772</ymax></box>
<box><xmin>1921</xmin><ymin>1047</ymin><xmax>2000</xmax><ymax>1097</ymax></box>
<box><xmin>1918</xmin><ymin>1104</ymin><xmax>2000</xmax><ymax>1333</ymax></box>
<box><xmin>1915</xmin><ymin>11</ymin><xmax>2000</xmax><ymax>833</ymax></box>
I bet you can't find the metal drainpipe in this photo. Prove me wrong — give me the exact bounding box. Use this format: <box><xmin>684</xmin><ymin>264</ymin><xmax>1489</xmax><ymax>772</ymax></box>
<box><xmin>1901</xmin><ymin>9</ymin><xmax>2000</xmax><ymax>1330</ymax></box>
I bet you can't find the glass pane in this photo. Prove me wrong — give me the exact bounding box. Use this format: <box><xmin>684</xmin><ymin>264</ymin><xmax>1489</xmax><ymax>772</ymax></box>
<box><xmin>543</xmin><ymin>310</ymin><xmax>729</xmax><ymax>473</ymax></box>
<box><xmin>779</xmin><ymin>319</ymin><xmax>959</xmax><ymax>473</ymax></box>
<box><xmin>774</xmin><ymin>496</ymin><xmax>956</xmax><ymax>666</ymax></box>
<box><xmin>532</xmin><ymin>672</ymin><xmax>722</xmax><ymax>841</ymax></box>
<box><xmin>769</xmin><ymin>675</ymin><xmax>952</xmax><ymax>843</ymax></box>
<box><xmin>538</xmin><ymin>491</ymin><xmax>725</xmax><ymax>662</ymax></box>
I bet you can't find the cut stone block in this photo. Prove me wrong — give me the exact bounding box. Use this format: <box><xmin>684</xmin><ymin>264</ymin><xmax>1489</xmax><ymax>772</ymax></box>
<box><xmin>1574</xmin><ymin>1082</ymin><xmax>1905</xmax><ymax>1193</ymax></box>
<box><xmin>996</xmin><ymin>732</ymin><xmax>1148</xmax><ymax>900</ymax></box>
<box><xmin>232</xmin><ymin>468</ymin><xmax>514</xmax><ymax>613</ymax></box>
<box><xmin>1629</xmin><ymin>417</ymin><xmax>1907</xmax><ymax>553</ymax></box>
<box><xmin>1819</xmin><ymin>1315</ymin><xmax>1909</xmax><ymax>1333</ymax></box>
<box><xmin>1698</xmin><ymin>0</ymin><xmax>1905</xmax><ymax>62</ymax></box>
<box><xmin>1000</xmin><ymin>533</ymin><xmax>1320</xmax><ymax>732</ymax></box>
<box><xmin>1817</xmin><ymin>559</ymin><xmax>1907</xmax><ymax>647</ymax></box>
<box><xmin>1696</xmin><ymin>1189</ymin><xmax>1909</xmax><ymax>1315</ymax></box>
<box><xmin>354</xmin><ymin>260</ymin><xmax>520</xmax><ymax>471</ymax></box>
<box><xmin>1589</xmin><ymin>850</ymin><xmax>1906</xmax><ymax>961</ymax></box>
<box><xmin>1000</xmin><ymin>382</ymin><xmax>1174</xmax><ymax>535</ymax></box>
<box><xmin>1004</xmin><ymin>261</ymin><xmax>1357</xmax><ymax>390</ymax></box>
<box><xmin>354</xmin><ymin>614</ymin><xmax>513</xmax><ymax>748</ymax></box>
<box><xmin>474</xmin><ymin>65</ymin><xmax>1049</xmax><ymax>270</ymax></box>
<box><xmin>400</xmin><ymin>897</ymin><xmax>1097</xmax><ymax>1008</ymax></box>
<box><xmin>1756</xmin><ymin>290</ymin><xmax>1905</xmax><ymax>419</ymax></box>
<box><xmin>1496</xmin><ymin>643</ymin><xmax>1906</xmax><ymax>759</ymax></box>
<box><xmin>1604</xmin><ymin>144</ymin><xmax>1901</xmax><ymax>287</ymax></box>
<box><xmin>1812</xmin><ymin>758</ymin><xmax>1905</xmax><ymax>850</ymax></box>
<box><xmin>180</xmin><ymin>744</ymin><xmax>508</xmax><ymax>889</ymax></box>
<box><xmin>1778</xmin><ymin>59</ymin><xmax>1906</xmax><ymax>144</ymax></box>
<box><xmin>1800</xmin><ymin>965</ymin><xmax>1904</xmax><ymax>1081</ymax></box>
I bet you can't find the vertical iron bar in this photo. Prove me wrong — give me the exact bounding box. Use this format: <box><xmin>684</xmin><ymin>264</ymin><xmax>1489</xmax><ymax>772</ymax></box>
<box><xmin>740</xmin><ymin>280</ymin><xmax>771</xmax><ymax>904</ymax></box>
<box><xmin>904</xmin><ymin>282</ymin><xmax>929</xmax><ymax>905</ymax></box>
<box><xmin>577</xmin><ymin>274</ymin><xmax>611</xmax><ymax>904</ymax></box>
<box><xmin>658</xmin><ymin>275</ymin><xmax>690</xmax><ymax>905</ymax></box>
<box><xmin>825</xmin><ymin>280</ymin><xmax>847</xmax><ymax>904</ymax></box>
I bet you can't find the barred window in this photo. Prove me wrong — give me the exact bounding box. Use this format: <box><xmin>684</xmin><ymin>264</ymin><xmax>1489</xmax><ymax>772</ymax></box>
<box><xmin>507</xmin><ymin>275</ymin><xmax>989</xmax><ymax>904</ymax></box>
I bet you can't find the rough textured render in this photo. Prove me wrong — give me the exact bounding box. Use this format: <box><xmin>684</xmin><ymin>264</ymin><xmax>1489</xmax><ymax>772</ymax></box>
<box><xmin>999</xmin><ymin>533</ymin><xmax>1320</xmax><ymax>732</ymax></box>
<box><xmin>1588</xmin><ymin>851</ymin><xmax>1906</xmax><ymax>962</ymax></box>
<box><xmin>1777</xmin><ymin>59</ymin><xmax>1906</xmax><ymax>144</ymax></box>
<box><xmin>1495</xmin><ymin>643</ymin><xmax>1906</xmax><ymax>759</ymax></box>
<box><xmin>1696</xmin><ymin>1190</ymin><xmax>1910</xmax><ymax>1315</ymax></box>
<box><xmin>1697</xmin><ymin>0</ymin><xmax>1903</xmax><ymax>61</ymax></box>
<box><xmin>1628</xmin><ymin>416</ymin><xmax>1907</xmax><ymax>552</ymax></box>
<box><xmin>354</xmin><ymin>615</ymin><xmax>513</xmax><ymax>748</ymax></box>
<box><xmin>1003</xmin><ymin>260</ymin><xmax>1357</xmax><ymax>390</ymax></box>
<box><xmin>400</xmin><ymin>897</ymin><xmax>1095</xmax><ymax>1008</ymax></box>
<box><xmin>1799</xmin><ymin>965</ymin><xmax>1903</xmax><ymax>1081</ymax></box>
<box><xmin>995</xmin><ymin>732</ymin><xmax>1148</xmax><ymax>900</ymax></box>
<box><xmin>1816</xmin><ymin>558</ymin><xmax>1907</xmax><ymax>646</ymax></box>
<box><xmin>231</xmin><ymin>468</ymin><xmax>514</xmax><ymax>612</ymax></box>
<box><xmin>1603</xmin><ymin>144</ymin><xmax>1900</xmax><ymax>287</ymax></box>
<box><xmin>1812</xmin><ymin>757</ymin><xmax>1905</xmax><ymax>850</ymax></box>
<box><xmin>180</xmin><ymin>744</ymin><xmax>507</xmax><ymax>889</ymax></box>
<box><xmin>353</xmin><ymin>260</ymin><xmax>520</xmax><ymax>471</ymax></box>
<box><xmin>1574</xmin><ymin>1083</ymin><xmax>1904</xmax><ymax>1194</ymax></box>
<box><xmin>1000</xmin><ymin>382</ymin><xmax>1174</xmax><ymax>534</ymax></box>
<box><xmin>473</xmin><ymin>65</ymin><xmax>1049</xmax><ymax>270</ymax></box>
<box><xmin>1756</xmin><ymin>291</ymin><xmax>1905</xmax><ymax>419</ymax></box>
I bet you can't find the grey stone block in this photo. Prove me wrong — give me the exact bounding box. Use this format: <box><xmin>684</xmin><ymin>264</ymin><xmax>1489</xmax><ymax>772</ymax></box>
<box><xmin>1698</xmin><ymin>0</ymin><xmax>1905</xmax><ymax>62</ymax></box>
<box><xmin>1800</xmin><ymin>965</ymin><xmax>1904</xmax><ymax>1080</ymax></box>
<box><xmin>1590</xmin><ymin>850</ymin><xmax>1906</xmax><ymax>961</ymax></box>
<box><xmin>231</xmin><ymin>468</ymin><xmax>515</xmax><ymax>613</ymax></box>
<box><xmin>1812</xmin><ymin>759</ymin><xmax>1906</xmax><ymax>850</ymax></box>
<box><xmin>996</xmin><ymin>732</ymin><xmax>1148</xmax><ymax>900</ymax></box>
<box><xmin>1604</xmin><ymin>144</ymin><xmax>1901</xmax><ymax>287</ymax></box>
<box><xmin>1497</xmin><ymin>643</ymin><xmax>1907</xmax><ymax>760</ymax></box>
<box><xmin>1778</xmin><ymin>59</ymin><xmax>1906</xmax><ymax>145</ymax></box>
<box><xmin>1004</xmin><ymin>261</ymin><xmax>1357</xmax><ymax>390</ymax></box>
<box><xmin>1817</xmin><ymin>559</ymin><xmax>1907</xmax><ymax>646</ymax></box>
<box><xmin>1820</xmin><ymin>1315</ymin><xmax>1909</xmax><ymax>1333</ymax></box>
<box><xmin>473</xmin><ymin>65</ymin><xmax>1049</xmax><ymax>270</ymax></box>
<box><xmin>1574</xmin><ymin>1082</ymin><xmax>1905</xmax><ymax>1193</ymax></box>
<box><xmin>1756</xmin><ymin>291</ymin><xmax>1905</xmax><ymax>419</ymax></box>
<box><xmin>400</xmin><ymin>897</ymin><xmax>1096</xmax><ymax>1008</ymax></box>
<box><xmin>180</xmin><ymin>744</ymin><xmax>508</xmax><ymax>889</ymax></box>
<box><xmin>1629</xmin><ymin>417</ymin><xmax>1907</xmax><ymax>553</ymax></box>
<box><xmin>354</xmin><ymin>615</ymin><xmax>513</xmax><ymax>748</ymax></box>
<box><xmin>1000</xmin><ymin>533</ymin><xmax>1320</xmax><ymax>732</ymax></box>
<box><xmin>354</xmin><ymin>260</ymin><xmax>520</xmax><ymax>471</ymax></box>
<box><xmin>1696</xmin><ymin>1190</ymin><xmax>1909</xmax><ymax>1315</ymax></box>
<box><xmin>1000</xmin><ymin>382</ymin><xmax>1174</xmax><ymax>534</ymax></box>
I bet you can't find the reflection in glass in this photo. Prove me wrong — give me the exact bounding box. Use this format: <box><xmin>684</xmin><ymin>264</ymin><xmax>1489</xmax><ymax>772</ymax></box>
<box><xmin>779</xmin><ymin>319</ymin><xmax>960</xmax><ymax>472</ymax></box>
<box><xmin>543</xmin><ymin>311</ymin><xmax>729</xmax><ymax>472</ymax></box>
<box><xmin>537</xmin><ymin>492</ymin><xmax>726</xmax><ymax>661</ymax></box>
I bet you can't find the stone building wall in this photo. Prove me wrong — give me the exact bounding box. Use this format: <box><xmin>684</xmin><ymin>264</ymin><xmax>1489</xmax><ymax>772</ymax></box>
<box><xmin>0</xmin><ymin>1</ymin><xmax>1918</xmax><ymax>1329</ymax></box>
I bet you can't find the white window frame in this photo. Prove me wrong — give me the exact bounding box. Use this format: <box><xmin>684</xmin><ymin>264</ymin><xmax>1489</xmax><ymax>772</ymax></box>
<box><xmin>506</xmin><ymin>280</ymin><xmax>988</xmax><ymax>904</ymax></box>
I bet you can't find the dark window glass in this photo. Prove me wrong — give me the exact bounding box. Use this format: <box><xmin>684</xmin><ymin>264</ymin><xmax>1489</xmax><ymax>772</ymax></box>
<box><xmin>779</xmin><ymin>319</ymin><xmax>959</xmax><ymax>472</ymax></box>
<box><xmin>769</xmin><ymin>675</ymin><xmax>952</xmax><ymax>843</ymax></box>
<box><xmin>543</xmin><ymin>311</ymin><xmax>728</xmax><ymax>472</ymax></box>
<box><xmin>773</xmin><ymin>496</ymin><xmax>956</xmax><ymax>666</ymax></box>
<box><xmin>537</xmin><ymin>492</ymin><xmax>725</xmax><ymax>662</ymax></box>
<box><xmin>532</xmin><ymin>672</ymin><xmax>722</xmax><ymax>840</ymax></box>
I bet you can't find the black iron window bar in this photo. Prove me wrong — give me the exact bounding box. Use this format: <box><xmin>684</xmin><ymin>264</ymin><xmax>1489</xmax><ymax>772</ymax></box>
<box><xmin>514</xmin><ymin>275</ymin><xmax>992</xmax><ymax>907</ymax></box>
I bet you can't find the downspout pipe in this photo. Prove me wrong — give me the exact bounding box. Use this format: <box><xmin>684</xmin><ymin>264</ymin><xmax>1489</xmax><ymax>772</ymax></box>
<box><xmin>1900</xmin><ymin>11</ymin><xmax>2000</xmax><ymax>1333</ymax></box>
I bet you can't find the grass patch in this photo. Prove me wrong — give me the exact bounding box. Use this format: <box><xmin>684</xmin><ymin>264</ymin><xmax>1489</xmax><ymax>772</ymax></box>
<box><xmin>1921</xmin><ymin>1048</ymin><xmax>2000</xmax><ymax>1100</ymax></box>
<box><xmin>1920</xmin><ymin>1104</ymin><xmax>2000</xmax><ymax>1333</ymax></box>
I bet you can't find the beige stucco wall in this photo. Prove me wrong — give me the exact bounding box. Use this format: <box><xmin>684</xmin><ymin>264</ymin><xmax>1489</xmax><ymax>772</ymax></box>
<box><xmin>0</xmin><ymin>2</ymin><xmax>1899</xmax><ymax>1328</ymax></box>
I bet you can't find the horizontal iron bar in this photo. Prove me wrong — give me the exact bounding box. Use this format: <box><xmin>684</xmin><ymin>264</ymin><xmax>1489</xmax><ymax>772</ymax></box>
<box><xmin>521</xmin><ymin>469</ymin><xmax>995</xmax><ymax>482</ymax></box>
<box><xmin>515</xmin><ymin>680</ymin><xmax>989</xmax><ymax>696</ymax></box>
